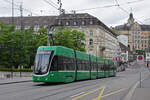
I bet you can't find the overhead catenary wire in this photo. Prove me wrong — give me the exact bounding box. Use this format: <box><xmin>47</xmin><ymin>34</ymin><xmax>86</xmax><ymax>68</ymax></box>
<box><xmin>47</xmin><ymin>0</ymin><xmax>58</xmax><ymax>8</ymax></box>
<box><xmin>74</xmin><ymin>0</ymin><xmax>144</xmax><ymax>12</ymax></box>
<box><xmin>114</xmin><ymin>0</ymin><xmax>144</xmax><ymax>24</ymax></box>
<box><xmin>75</xmin><ymin>4</ymin><xmax>118</xmax><ymax>12</ymax></box>
<box><xmin>2</xmin><ymin>0</ymin><xmax>39</xmax><ymax>16</ymax></box>
<box><xmin>43</xmin><ymin>0</ymin><xmax>58</xmax><ymax>10</ymax></box>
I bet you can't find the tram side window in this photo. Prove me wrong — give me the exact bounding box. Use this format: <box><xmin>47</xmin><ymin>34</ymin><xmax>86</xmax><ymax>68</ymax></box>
<box><xmin>57</xmin><ymin>56</ymin><xmax>64</xmax><ymax>70</ymax></box>
<box><xmin>51</xmin><ymin>56</ymin><xmax>75</xmax><ymax>71</ymax></box>
<box><xmin>50</xmin><ymin>56</ymin><xmax>58</xmax><ymax>71</ymax></box>
<box><xmin>91</xmin><ymin>62</ymin><xmax>97</xmax><ymax>71</ymax></box>
<box><xmin>105</xmin><ymin>64</ymin><xmax>110</xmax><ymax>71</ymax></box>
<box><xmin>77</xmin><ymin>59</ymin><xmax>89</xmax><ymax>71</ymax></box>
<box><xmin>94</xmin><ymin>62</ymin><xmax>97</xmax><ymax>71</ymax></box>
<box><xmin>98</xmin><ymin>63</ymin><xmax>103</xmax><ymax>71</ymax></box>
<box><xmin>91</xmin><ymin>62</ymin><xmax>94</xmax><ymax>71</ymax></box>
<box><xmin>63</xmin><ymin>57</ymin><xmax>75</xmax><ymax>71</ymax></box>
<box><xmin>85</xmin><ymin>60</ymin><xmax>90</xmax><ymax>70</ymax></box>
<box><xmin>110</xmin><ymin>64</ymin><xmax>114</xmax><ymax>70</ymax></box>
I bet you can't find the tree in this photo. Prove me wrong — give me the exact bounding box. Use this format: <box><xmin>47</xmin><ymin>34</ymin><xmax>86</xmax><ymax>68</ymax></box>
<box><xmin>54</xmin><ymin>27</ymin><xmax>85</xmax><ymax>51</ymax></box>
<box><xmin>0</xmin><ymin>24</ymin><xmax>85</xmax><ymax>68</ymax></box>
<box><xmin>0</xmin><ymin>23</ymin><xmax>39</xmax><ymax>68</ymax></box>
<box><xmin>112</xmin><ymin>28</ymin><xmax>120</xmax><ymax>36</ymax></box>
<box><xmin>36</xmin><ymin>26</ymin><xmax>86</xmax><ymax>51</ymax></box>
<box><xmin>0</xmin><ymin>24</ymin><xmax>13</xmax><ymax>67</ymax></box>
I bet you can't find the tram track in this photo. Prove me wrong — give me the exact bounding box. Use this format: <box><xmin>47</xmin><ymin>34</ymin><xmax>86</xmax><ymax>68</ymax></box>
<box><xmin>33</xmin><ymin>82</ymin><xmax>101</xmax><ymax>100</ymax></box>
<box><xmin>32</xmin><ymin>78</ymin><xmax>118</xmax><ymax>100</ymax></box>
<box><xmin>0</xmin><ymin>77</ymin><xmax>111</xmax><ymax>98</ymax></box>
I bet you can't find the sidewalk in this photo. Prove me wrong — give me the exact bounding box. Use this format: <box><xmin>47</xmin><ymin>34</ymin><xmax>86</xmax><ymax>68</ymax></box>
<box><xmin>131</xmin><ymin>74</ymin><xmax>150</xmax><ymax>100</ymax></box>
<box><xmin>0</xmin><ymin>77</ymin><xmax>32</xmax><ymax>85</ymax></box>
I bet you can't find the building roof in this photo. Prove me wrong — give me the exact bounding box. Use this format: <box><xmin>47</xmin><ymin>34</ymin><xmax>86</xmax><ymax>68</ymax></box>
<box><xmin>0</xmin><ymin>16</ymin><xmax>56</xmax><ymax>27</ymax></box>
<box><xmin>119</xmin><ymin>42</ymin><xmax>130</xmax><ymax>52</ymax></box>
<box><xmin>56</xmin><ymin>13</ymin><xmax>96</xmax><ymax>19</ymax></box>
<box><xmin>115</xmin><ymin>13</ymin><xmax>150</xmax><ymax>31</ymax></box>
<box><xmin>56</xmin><ymin>13</ymin><xmax>117</xmax><ymax>38</ymax></box>
<box><xmin>115</xmin><ymin>24</ymin><xmax>132</xmax><ymax>31</ymax></box>
<box><xmin>115</xmin><ymin>24</ymin><xmax>150</xmax><ymax>31</ymax></box>
<box><xmin>140</xmin><ymin>25</ymin><xmax>150</xmax><ymax>31</ymax></box>
<box><xmin>0</xmin><ymin>13</ymin><xmax>117</xmax><ymax>37</ymax></box>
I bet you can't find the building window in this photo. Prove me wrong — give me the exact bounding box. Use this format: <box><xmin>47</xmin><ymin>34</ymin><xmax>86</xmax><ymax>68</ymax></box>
<box><xmin>90</xmin><ymin>20</ymin><xmax>93</xmax><ymax>25</ymax></box>
<box><xmin>89</xmin><ymin>30</ymin><xmax>93</xmax><ymax>36</ymax></box>
<box><xmin>73</xmin><ymin>21</ymin><xmax>77</xmax><ymax>26</ymax></box>
<box><xmin>34</xmin><ymin>25</ymin><xmax>40</xmax><ymax>32</ymax></box>
<box><xmin>89</xmin><ymin>39</ymin><xmax>93</xmax><ymax>45</ymax></box>
<box><xmin>58</xmin><ymin>20</ymin><xmax>62</xmax><ymax>25</ymax></box>
<box><xmin>66</xmin><ymin>21</ymin><xmax>70</xmax><ymax>26</ymax></box>
<box><xmin>24</xmin><ymin>26</ymin><xmax>30</xmax><ymax>30</ymax></box>
<box><xmin>82</xmin><ymin>21</ymin><xmax>85</xmax><ymax>25</ymax></box>
<box><xmin>81</xmin><ymin>30</ymin><xmax>84</xmax><ymax>33</ymax></box>
<box><xmin>89</xmin><ymin>49</ymin><xmax>94</xmax><ymax>55</ymax></box>
<box><xmin>44</xmin><ymin>25</ymin><xmax>48</xmax><ymax>28</ymax></box>
<box><xmin>16</xmin><ymin>26</ymin><xmax>21</xmax><ymax>30</ymax></box>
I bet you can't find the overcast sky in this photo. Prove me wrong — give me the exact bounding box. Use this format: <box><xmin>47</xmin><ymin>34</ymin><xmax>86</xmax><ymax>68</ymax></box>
<box><xmin>0</xmin><ymin>0</ymin><xmax>150</xmax><ymax>27</ymax></box>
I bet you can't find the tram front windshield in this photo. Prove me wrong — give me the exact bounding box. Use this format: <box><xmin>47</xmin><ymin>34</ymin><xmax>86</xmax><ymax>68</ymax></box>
<box><xmin>34</xmin><ymin>51</ymin><xmax>52</xmax><ymax>75</ymax></box>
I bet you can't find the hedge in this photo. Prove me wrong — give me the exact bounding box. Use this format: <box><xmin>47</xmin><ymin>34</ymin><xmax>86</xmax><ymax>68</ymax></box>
<box><xmin>0</xmin><ymin>68</ymin><xmax>33</xmax><ymax>72</ymax></box>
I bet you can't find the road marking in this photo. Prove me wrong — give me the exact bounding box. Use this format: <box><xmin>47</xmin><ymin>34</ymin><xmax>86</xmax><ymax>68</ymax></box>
<box><xmin>123</xmin><ymin>69</ymin><xmax>150</xmax><ymax>100</ymax></box>
<box><xmin>123</xmin><ymin>81</ymin><xmax>139</xmax><ymax>100</ymax></box>
<box><xmin>102</xmin><ymin>88</ymin><xmax>126</xmax><ymax>98</ymax></box>
<box><xmin>93</xmin><ymin>86</ymin><xmax>106</xmax><ymax>100</ymax></box>
<box><xmin>71</xmin><ymin>86</ymin><xmax>105</xmax><ymax>100</ymax></box>
<box><xmin>70</xmin><ymin>92</ymin><xmax>85</xmax><ymax>98</ymax></box>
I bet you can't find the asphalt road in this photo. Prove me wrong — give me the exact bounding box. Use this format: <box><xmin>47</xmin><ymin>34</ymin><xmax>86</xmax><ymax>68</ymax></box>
<box><xmin>0</xmin><ymin>61</ymin><xmax>149</xmax><ymax>100</ymax></box>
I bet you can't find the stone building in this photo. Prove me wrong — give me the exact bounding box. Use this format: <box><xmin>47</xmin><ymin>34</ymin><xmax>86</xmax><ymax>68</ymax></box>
<box><xmin>0</xmin><ymin>13</ymin><xmax>118</xmax><ymax>59</ymax></box>
<box><xmin>115</xmin><ymin>13</ymin><xmax>150</xmax><ymax>52</ymax></box>
<box><xmin>55</xmin><ymin>13</ymin><xmax>118</xmax><ymax>59</ymax></box>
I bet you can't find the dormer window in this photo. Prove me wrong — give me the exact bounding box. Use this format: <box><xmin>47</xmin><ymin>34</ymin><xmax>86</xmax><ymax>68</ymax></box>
<box><xmin>73</xmin><ymin>21</ymin><xmax>77</xmax><ymax>26</ymax></box>
<box><xmin>82</xmin><ymin>21</ymin><xmax>85</xmax><ymax>25</ymax></box>
<box><xmin>58</xmin><ymin>20</ymin><xmax>62</xmax><ymax>25</ymax></box>
<box><xmin>90</xmin><ymin>20</ymin><xmax>93</xmax><ymax>25</ymax></box>
<box><xmin>34</xmin><ymin>25</ymin><xmax>40</xmax><ymax>32</ymax></box>
<box><xmin>66</xmin><ymin>21</ymin><xmax>70</xmax><ymax>26</ymax></box>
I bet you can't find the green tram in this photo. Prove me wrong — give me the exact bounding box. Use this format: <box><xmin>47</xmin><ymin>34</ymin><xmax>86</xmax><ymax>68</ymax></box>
<box><xmin>33</xmin><ymin>46</ymin><xmax>116</xmax><ymax>83</ymax></box>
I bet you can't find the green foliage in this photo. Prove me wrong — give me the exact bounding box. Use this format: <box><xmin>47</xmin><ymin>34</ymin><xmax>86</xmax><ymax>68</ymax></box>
<box><xmin>0</xmin><ymin>24</ymin><xmax>86</xmax><ymax>68</ymax></box>
<box><xmin>112</xmin><ymin>28</ymin><xmax>120</xmax><ymax>36</ymax></box>
<box><xmin>136</xmin><ymin>50</ymin><xmax>145</xmax><ymax>55</ymax></box>
<box><xmin>0</xmin><ymin>23</ymin><xmax>39</xmax><ymax>68</ymax></box>
<box><xmin>0</xmin><ymin>67</ymin><xmax>33</xmax><ymax>72</ymax></box>
<box><xmin>54</xmin><ymin>27</ymin><xmax>85</xmax><ymax>51</ymax></box>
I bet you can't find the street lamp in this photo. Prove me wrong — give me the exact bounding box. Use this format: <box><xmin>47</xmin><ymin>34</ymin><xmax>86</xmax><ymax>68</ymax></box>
<box><xmin>47</xmin><ymin>25</ymin><xmax>55</xmax><ymax>46</ymax></box>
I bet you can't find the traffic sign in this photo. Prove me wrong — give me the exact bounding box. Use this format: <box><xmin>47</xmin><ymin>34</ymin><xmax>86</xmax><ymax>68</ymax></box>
<box><xmin>137</xmin><ymin>55</ymin><xmax>144</xmax><ymax>63</ymax></box>
<box><xmin>138</xmin><ymin>56</ymin><xmax>143</xmax><ymax>60</ymax></box>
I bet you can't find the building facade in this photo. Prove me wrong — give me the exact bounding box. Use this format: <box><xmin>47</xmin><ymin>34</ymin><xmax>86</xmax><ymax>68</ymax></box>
<box><xmin>0</xmin><ymin>13</ymin><xmax>118</xmax><ymax>59</ymax></box>
<box><xmin>117</xmin><ymin>35</ymin><xmax>128</xmax><ymax>47</ymax></box>
<box><xmin>55</xmin><ymin>13</ymin><xmax>118</xmax><ymax>59</ymax></box>
<box><xmin>115</xmin><ymin>13</ymin><xmax>150</xmax><ymax>52</ymax></box>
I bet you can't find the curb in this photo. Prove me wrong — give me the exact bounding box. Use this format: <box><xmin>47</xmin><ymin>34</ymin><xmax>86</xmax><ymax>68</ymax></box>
<box><xmin>0</xmin><ymin>80</ymin><xmax>32</xmax><ymax>85</ymax></box>
<box><xmin>123</xmin><ymin>81</ymin><xmax>139</xmax><ymax>100</ymax></box>
<box><xmin>123</xmin><ymin>71</ymin><xmax>150</xmax><ymax>100</ymax></box>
